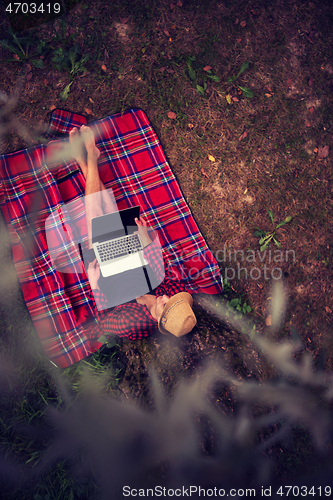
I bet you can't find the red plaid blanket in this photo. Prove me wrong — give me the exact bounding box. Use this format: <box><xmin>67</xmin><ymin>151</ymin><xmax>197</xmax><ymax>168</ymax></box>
<box><xmin>0</xmin><ymin>108</ymin><xmax>222</xmax><ymax>368</ymax></box>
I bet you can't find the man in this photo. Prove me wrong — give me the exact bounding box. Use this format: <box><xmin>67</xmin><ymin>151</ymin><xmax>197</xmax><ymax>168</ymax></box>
<box><xmin>69</xmin><ymin>125</ymin><xmax>197</xmax><ymax>340</ymax></box>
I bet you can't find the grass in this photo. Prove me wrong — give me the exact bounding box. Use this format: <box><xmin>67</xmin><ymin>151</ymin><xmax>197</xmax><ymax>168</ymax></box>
<box><xmin>1</xmin><ymin>0</ymin><xmax>333</xmax><ymax>496</ymax></box>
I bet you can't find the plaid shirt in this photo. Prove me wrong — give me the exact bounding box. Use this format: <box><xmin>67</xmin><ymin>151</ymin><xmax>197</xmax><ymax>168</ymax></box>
<box><xmin>90</xmin><ymin>239</ymin><xmax>187</xmax><ymax>340</ymax></box>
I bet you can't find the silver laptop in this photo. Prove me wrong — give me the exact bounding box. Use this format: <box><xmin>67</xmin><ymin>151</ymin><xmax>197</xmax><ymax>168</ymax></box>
<box><xmin>91</xmin><ymin>206</ymin><xmax>148</xmax><ymax>278</ymax></box>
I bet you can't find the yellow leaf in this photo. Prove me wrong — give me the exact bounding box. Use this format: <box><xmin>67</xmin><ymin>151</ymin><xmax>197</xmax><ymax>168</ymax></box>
<box><xmin>208</xmin><ymin>155</ymin><xmax>215</xmax><ymax>162</ymax></box>
<box><xmin>226</xmin><ymin>94</ymin><xmax>232</xmax><ymax>104</ymax></box>
<box><xmin>243</xmin><ymin>188</ymin><xmax>248</xmax><ymax>194</ymax></box>
<box><xmin>84</xmin><ymin>108</ymin><xmax>94</xmax><ymax>115</ymax></box>
<box><xmin>188</xmin><ymin>123</ymin><xmax>194</xmax><ymax>129</ymax></box>
<box><xmin>49</xmin><ymin>105</ymin><xmax>56</xmax><ymax>111</ymax></box>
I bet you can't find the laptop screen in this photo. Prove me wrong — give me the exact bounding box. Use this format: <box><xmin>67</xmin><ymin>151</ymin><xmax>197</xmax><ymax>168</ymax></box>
<box><xmin>91</xmin><ymin>206</ymin><xmax>140</xmax><ymax>244</ymax></box>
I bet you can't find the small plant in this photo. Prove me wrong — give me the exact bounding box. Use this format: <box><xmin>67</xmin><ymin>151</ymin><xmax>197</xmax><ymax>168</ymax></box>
<box><xmin>221</xmin><ymin>279</ymin><xmax>252</xmax><ymax>318</ymax></box>
<box><xmin>254</xmin><ymin>209</ymin><xmax>292</xmax><ymax>252</ymax></box>
<box><xmin>227</xmin><ymin>297</ymin><xmax>252</xmax><ymax>315</ymax></box>
<box><xmin>186</xmin><ymin>56</ymin><xmax>220</xmax><ymax>96</ymax></box>
<box><xmin>227</xmin><ymin>61</ymin><xmax>254</xmax><ymax>98</ymax></box>
<box><xmin>51</xmin><ymin>43</ymin><xmax>89</xmax><ymax>100</ymax></box>
<box><xmin>0</xmin><ymin>28</ymin><xmax>47</xmax><ymax>68</ymax></box>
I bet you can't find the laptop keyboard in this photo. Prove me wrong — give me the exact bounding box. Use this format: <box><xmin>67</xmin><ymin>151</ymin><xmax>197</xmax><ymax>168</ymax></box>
<box><xmin>97</xmin><ymin>234</ymin><xmax>143</xmax><ymax>263</ymax></box>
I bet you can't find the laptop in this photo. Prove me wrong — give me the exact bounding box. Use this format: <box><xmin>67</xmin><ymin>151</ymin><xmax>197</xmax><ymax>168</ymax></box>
<box><xmin>91</xmin><ymin>206</ymin><xmax>148</xmax><ymax>278</ymax></box>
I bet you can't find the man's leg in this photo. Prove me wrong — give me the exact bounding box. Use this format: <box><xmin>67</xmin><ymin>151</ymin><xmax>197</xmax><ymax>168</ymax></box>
<box><xmin>79</xmin><ymin>125</ymin><xmax>104</xmax><ymax>249</ymax></box>
<box><xmin>69</xmin><ymin>127</ymin><xmax>116</xmax><ymax>214</ymax></box>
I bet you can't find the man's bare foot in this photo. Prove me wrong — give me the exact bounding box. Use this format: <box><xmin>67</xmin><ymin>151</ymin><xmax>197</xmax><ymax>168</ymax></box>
<box><xmin>69</xmin><ymin>127</ymin><xmax>86</xmax><ymax>166</ymax></box>
<box><xmin>80</xmin><ymin>125</ymin><xmax>100</xmax><ymax>160</ymax></box>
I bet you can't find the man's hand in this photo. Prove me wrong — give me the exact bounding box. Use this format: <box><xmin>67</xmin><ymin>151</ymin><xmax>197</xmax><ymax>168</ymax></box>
<box><xmin>135</xmin><ymin>216</ymin><xmax>152</xmax><ymax>247</ymax></box>
<box><xmin>87</xmin><ymin>258</ymin><xmax>100</xmax><ymax>289</ymax></box>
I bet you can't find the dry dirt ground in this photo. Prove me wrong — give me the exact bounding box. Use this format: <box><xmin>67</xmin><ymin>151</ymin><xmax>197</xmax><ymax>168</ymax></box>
<box><xmin>0</xmin><ymin>0</ymin><xmax>333</xmax><ymax>459</ymax></box>
<box><xmin>1</xmin><ymin>0</ymin><xmax>333</xmax><ymax>495</ymax></box>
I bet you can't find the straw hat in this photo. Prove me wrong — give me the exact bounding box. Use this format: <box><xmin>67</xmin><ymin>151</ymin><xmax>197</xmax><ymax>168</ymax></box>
<box><xmin>158</xmin><ymin>292</ymin><xmax>197</xmax><ymax>337</ymax></box>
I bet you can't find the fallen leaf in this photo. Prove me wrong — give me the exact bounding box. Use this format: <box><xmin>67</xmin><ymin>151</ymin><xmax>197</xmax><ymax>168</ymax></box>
<box><xmin>232</xmin><ymin>96</ymin><xmax>239</xmax><ymax>102</ymax></box>
<box><xmin>201</xmin><ymin>168</ymin><xmax>209</xmax><ymax>178</ymax></box>
<box><xmin>243</xmin><ymin>188</ymin><xmax>248</xmax><ymax>194</ymax></box>
<box><xmin>208</xmin><ymin>155</ymin><xmax>215</xmax><ymax>162</ymax></box>
<box><xmin>169</xmin><ymin>38</ymin><xmax>172</xmax><ymax>42</ymax></box>
<box><xmin>50</xmin><ymin>105</ymin><xmax>56</xmax><ymax>111</ymax></box>
<box><xmin>266</xmin><ymin>85</ymin><xmax>273</xmax><ymax>92</ymax></box>
<box><xmin>266</xmin><ymin>314</ymin><xmax>272</xmax><ymax>326</ymax></box>
<box><xmin>89</xmin><ymin>97</ymin><xmax>95</xmax><ymax>104</ymax></box>
<box><xmin>325</xmin><ymin>306</ymin><xmax>332</xmax><ymax>314</ymax></box>
<box><xmin>167</xmin><ymin>111</ymin><xmax>177</xmax><ymax>119</ymax></box>
<box><xmin>265</xmin><ymin>93</ymin><xmax>272</xmax><ymax>98</ymax></box>
<box><xmin>305</xmin><ymin>121</ymin><xmax>311</xmax><ymax>127</ymax></box>
<box><xmin>226</xmin><ymin>94</ymin><xmax>232</xmax><ymax>104</ymax></box>
<box><xmin>26</xmin><ymin>72</ymin><xmax>33</xmax><ymax>81</ymax></box>
<box><xmin>251</xmin><ymin>9</ymin><xmax>260</xmax><ymax>15</ymax></box>
<box><xmin>308</xmin><ymin>77</ymin><xmax>314</xmax><ymax>87</ymax></box>
<box><xmin>177</xmin><ymin>0</ymin><xmax>183</xmax><ymax>6</ymax></box>
<box><xmin>239</xmin><ymin>131</ymin><xmax>248</xmax><ymax>141</ymax></box>
<box><xmin>101</xmin><ymin>64</ymin><xmax>107</xmax><ymax>72</ymax></box>
<box><xmin>236</xmin><ymin>38</ymin><xmax>242</xmax><ymax>43</ymax></box>
<box><xmin>309</xmin><ymin>106</ymin><xmax>314</xmax><ymax>113</ymax></box>
<box><xmin>235</xmin><ymin>18</ymin><xmax>239</xmax><ymax>24</ymax></box>
<box><xmin>119</xmin><ymin>17</ymin><xmax>129</xmax><ymax>24</ymax></box>
<box><xmin>240</xmin><ymin>20</ymin><xmax>247</xmax><ymax>27</ymax></box>
<box><xmin>318</xmin><ymin>145</ymin><xmax>329</xmax><ymax>158</ymax></box>
<box><xmin>203</xmin><ymin>65</ymin><xmax>212</xmax><ymax>72</ymax></box>
<box><xmin>84</xmin><ymin>108</ymin><xmax>94</xmax><ymax>115</ymax></box>
<box><xmin>170</xmin><ymin>3</ymin><xmax>175</xmax><ymax>9</ymax></box>
<box><xmin>286</xmin><ymin>78</ymin><xmax>293</xmax><ymax>88</ymax></box>
<box><xmin>163</xmin><ymin>30</ymin><xmax>170</xmax><ymax>36</ymax></box>
<box><xmin>171</xmin><ymin>24</ymin><xmax>176</xmax><ymax>29</ymax></box>
<box><xmin>13</xmin><ymin>54</ymin><xmax>20</xmax><ymax>60</ymax></box>
<box><xmin>188</xmin><ymin>123</ymin><xmax>194</xmax><ymax>129</ymax></box>
<box><xmin>314</xmin><ymin>148</ymin><xmax>318</xmax><ymax>153</ymax></box>
<box><xmin>44</xmin><ymin>79</ymin><xmax>49</xmax><ymax>86</ymax></box>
